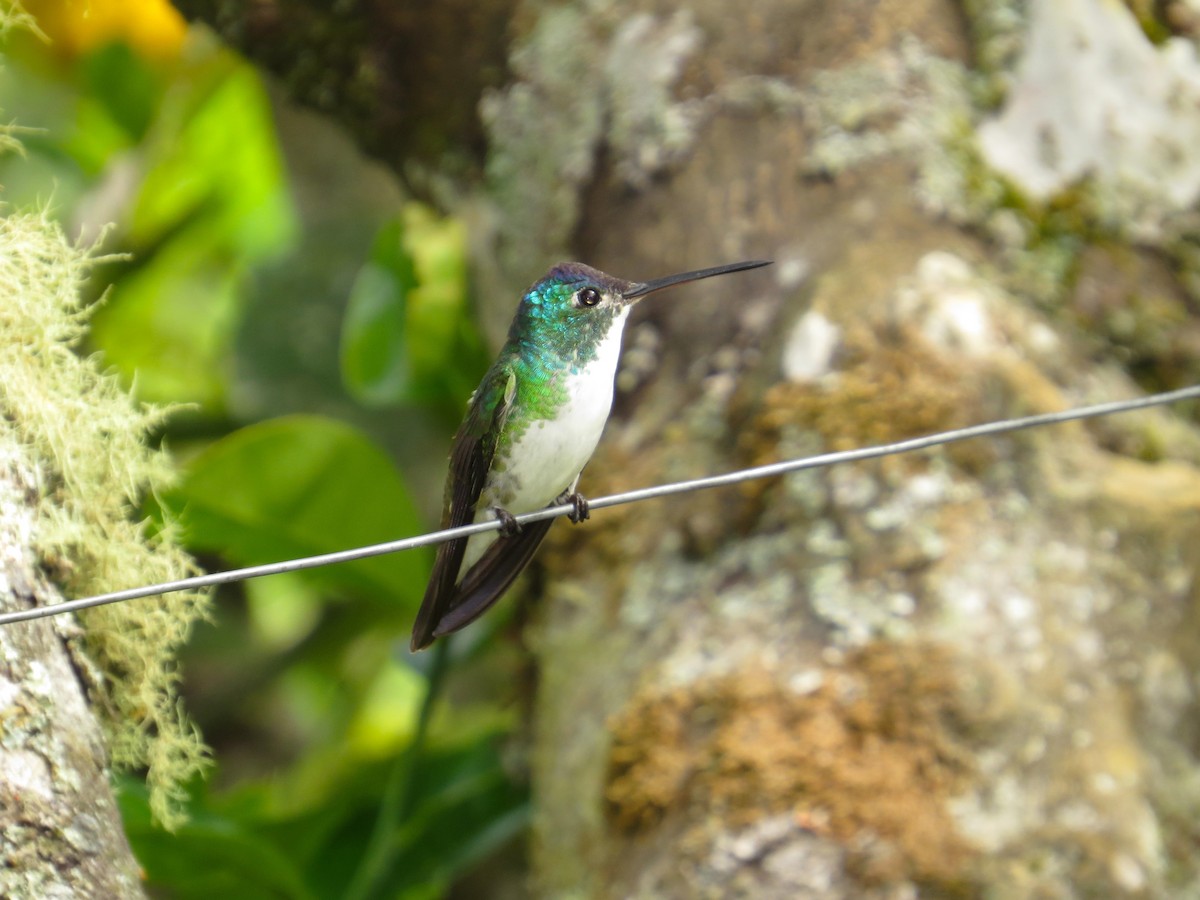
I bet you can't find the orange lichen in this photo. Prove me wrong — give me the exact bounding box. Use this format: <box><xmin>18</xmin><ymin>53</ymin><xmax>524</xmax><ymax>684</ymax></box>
<box><xmin>605</xmin><ymin>642</ymin><xmax>980</xmax><ymax>888</ymax></box>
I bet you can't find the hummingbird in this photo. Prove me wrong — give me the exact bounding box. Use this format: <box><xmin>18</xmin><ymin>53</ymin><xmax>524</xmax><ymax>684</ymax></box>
<box><xmin>409</xmin><ymin>258</ymin><xmax>772</xmax><ymax>651</ymax></box>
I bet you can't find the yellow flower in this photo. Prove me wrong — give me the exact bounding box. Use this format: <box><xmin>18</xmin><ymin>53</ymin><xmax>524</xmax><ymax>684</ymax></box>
<box><xmin>24</xmin><ymin>0</ymin><xmax>187</xmax><ymax>61</ymax></box>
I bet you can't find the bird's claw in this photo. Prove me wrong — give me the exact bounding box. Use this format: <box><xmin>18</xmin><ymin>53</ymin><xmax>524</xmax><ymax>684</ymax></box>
<box><xmin>564</xmin><ymin>491</ymin><xmax>590</xmax><ymax>524</ymax></box>
<box><xmin>494</xmin><ymin>506</ymin><xmax>522</xmax><ymax>538</ymax></box>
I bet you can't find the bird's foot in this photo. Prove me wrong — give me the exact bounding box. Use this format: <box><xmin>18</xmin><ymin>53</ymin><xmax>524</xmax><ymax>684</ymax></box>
<box><xmin>558</xmin><ymin>490</ymin><xmax>590</xmax><ymax>524</ymax></box>
<box><xmin>494</xmin><ymin>506</ymin><xmax>522</xmax><ymax>537</ymax></box>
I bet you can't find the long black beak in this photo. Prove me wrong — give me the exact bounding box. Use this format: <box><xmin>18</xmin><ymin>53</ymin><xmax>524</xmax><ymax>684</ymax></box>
<box><xmin>622</xmin><ymin>259</ymin><xmax>772</xmax><ymax>300</ymax></box>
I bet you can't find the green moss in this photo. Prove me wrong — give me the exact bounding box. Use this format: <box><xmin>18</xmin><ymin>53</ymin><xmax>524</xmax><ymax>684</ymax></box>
<box><xmin>1122</xmin><ymin>0</ymin><xmax>1173</xmax><ymax>44</ymax></box>
<box><xmin>0</xmin><ymin>206</ymin><xmax>209</xmax><ymax>830</ymax></box>
<box><xmin>959</xmin><ymin>0</ymin><xmax>1028</xmax><ymax>106</ymax></box>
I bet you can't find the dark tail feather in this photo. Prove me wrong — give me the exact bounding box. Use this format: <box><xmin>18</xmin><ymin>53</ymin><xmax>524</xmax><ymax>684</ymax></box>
<box><xmin>430</xmin><ymin>519</ymin><xmax>554</xmax><ymax>640</ymax></box>
<box><xmin>410</xmin><ymin>535</ymin><xmax>470</xmax><ymax>652</ymax></box>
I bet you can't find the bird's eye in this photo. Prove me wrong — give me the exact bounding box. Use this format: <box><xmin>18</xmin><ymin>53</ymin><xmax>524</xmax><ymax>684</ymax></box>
<box><xmin>575</xmin><ymin>287</ymin><xmax>602</xmax><ymax>308</ymax></box>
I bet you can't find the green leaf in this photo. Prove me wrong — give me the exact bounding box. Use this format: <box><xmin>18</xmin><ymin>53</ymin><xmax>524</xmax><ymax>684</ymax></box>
<box><xmin>402</xmin><ymin>205</ymin><xmax>470</xmax><ymax>393</ymax></box>
<box><xmin>79</xmin><ymin>41</ymin><xmax>161</xmax><ymax>141</ymax></box>
<box><xmin>65</xmin><ymin>96</ymin><xmax>136</xmax><ymax>175</ymax></box>
<box><xmin>164</xmin><ymin>415</ymin><xmax>429</xmax><ymax>611</ymax></box>
<box><xmin>340</xmin><ymin>218</ymin><xmax>416</xmax><ymax>406</ymax></box>
<box><xmin>374</xmin><ymin>741</ymin><xmax>530</xmax><ymax>894</ymax></box>
<box><xmin>120</xmin><ymin>780</ymin><xmax>315</xmax><ymax>900</ymax></box>
<box><xmin>90</xmin><ymin>240</ymin><xmax>243</xmax><ymax>406</ymax></box>
<box><xmin>131</xmin><ymin>62</ymin><xmax>294</xmax><ymax>257</ymax></box>
<box><xmin>339</xmin><ymin>205</ymin><xmax>488</xmax><ymax>412</ymax></box>
<box><xmin>299</xmin><ymin>739</ymin><xmax>529</xmax><ymax>899</ymax></box>
<box><xmin>86</xmin><ymin>56</ymin><xmax>296</xmax><ymax>408</ymax></box>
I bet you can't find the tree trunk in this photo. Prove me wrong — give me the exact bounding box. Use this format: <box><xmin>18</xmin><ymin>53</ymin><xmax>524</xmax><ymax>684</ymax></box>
<box><xmin>178</xmin><ymin>0</ymin><xmax>1200</xmax><ymax>895</ymax></box>
<box><xmin>0</xmin><ymin>460</ymin><xmax>144</xmax><ymax>899</ymax></box>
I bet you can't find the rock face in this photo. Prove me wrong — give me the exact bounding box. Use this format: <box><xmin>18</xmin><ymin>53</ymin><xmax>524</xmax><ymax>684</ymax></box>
<box><xmin>489</xmin><ymin>2</ymin><xmax>1200</xmax><ymax>897</ymax></box>
<box><xmin>979</xmin><ymin>0</ymin><xmax>1200</xmax><ymax>223</ymax></box>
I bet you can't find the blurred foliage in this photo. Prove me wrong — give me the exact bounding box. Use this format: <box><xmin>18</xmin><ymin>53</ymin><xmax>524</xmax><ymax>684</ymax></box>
<box><xmin>162</xmin><ymin>415</ymin><xmax>428</xmax><ymax>609</ymax></box>
<box><xmin>341</xmin><ymin>205</ymin><xmax>489</xmax><ymax>410</ymax></box>
<box><xmin>89</xmin><ymin>56</ymin><xmax>296</xmax><ymax>407</ymax></box>
<box><xmin>1</xmin><ymin>2</ymin><xmax>524</xmax><ymax>897</ymax></box>
<box><xmin>0</xmin><ymin>24</ymin><xmax>296</xmax><ymax>407</ymax></box>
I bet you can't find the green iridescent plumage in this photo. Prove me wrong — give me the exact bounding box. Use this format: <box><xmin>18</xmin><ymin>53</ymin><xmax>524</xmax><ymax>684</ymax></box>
<box><xmin>476</xmin><ymin>266</ymin><xmax>626</xmax><ymax>464</ymax></box>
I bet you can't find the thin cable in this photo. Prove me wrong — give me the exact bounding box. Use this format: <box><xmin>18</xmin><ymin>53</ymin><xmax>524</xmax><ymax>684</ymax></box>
<box><xmin>2</xmin><ymin>384</ymin><xmax>1198</xmax><ymax>627</ymax></box>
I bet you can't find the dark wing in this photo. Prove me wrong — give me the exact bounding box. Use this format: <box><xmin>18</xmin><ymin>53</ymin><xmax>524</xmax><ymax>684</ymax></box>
<box><xmin>410</xmin><ymin>365</ymin><xmax>516</xmax><ymax>651</ymax></box>
<box><xmin>429</xmin><ymin>518</ymin><xmax>554</xmax><ymax>639</ymax></box>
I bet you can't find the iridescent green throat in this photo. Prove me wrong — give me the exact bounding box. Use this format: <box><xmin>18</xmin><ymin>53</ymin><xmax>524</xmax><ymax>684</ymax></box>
<box><xmin>493</xmin><ymin>275</ymin><xmax>624</xmax><ymax>446</ymax></box>
<box><xmin>507</xmin><ymin>277</ymin><xmax>621</xmax><ymax>371</ymax></box>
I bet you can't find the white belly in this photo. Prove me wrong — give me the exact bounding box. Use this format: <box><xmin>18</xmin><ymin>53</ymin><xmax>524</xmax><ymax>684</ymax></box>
<box><xmin>460</xmin><ymin>311</ymin><xmax>629</xmax><ymax>574</ymax></box>
<box><xmin>491</xmin><ymin>372</ymin><xmax>612</xmax><ymax>509</ymax></box>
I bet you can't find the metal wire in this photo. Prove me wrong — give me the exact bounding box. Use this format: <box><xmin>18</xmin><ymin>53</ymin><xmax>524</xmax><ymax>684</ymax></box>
<box><xmin>2</xmin><ymin>383</ymin><xmax>1198</xmax><ymax>627</ymax></box>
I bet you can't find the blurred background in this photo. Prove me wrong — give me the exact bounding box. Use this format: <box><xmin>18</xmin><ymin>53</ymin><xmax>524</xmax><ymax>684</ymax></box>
<box><xmin>2</xmin><ymin>2</ymin><xmax>525</xmax><ymax>897</ymax></box>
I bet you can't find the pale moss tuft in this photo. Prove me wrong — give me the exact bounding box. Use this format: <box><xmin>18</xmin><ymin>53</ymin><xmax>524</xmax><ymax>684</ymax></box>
<box><xmin>1</xmin><ymin>1</ymin><xmax>43</xmax><ymax>157</ymax></box>
<box><xmin>0</xmin><ymin>125</ymin><xmax>27</xmax><ymax>157</ymax></box>
<box><xmin>0</xmin><ymin>206</ymin><xmax>210</xmax><ymax>830</ymax></box>
<box><xmin>0</xmin><ymin>0</ymin><xmax>45</xmax><ymax>41</ymax></box>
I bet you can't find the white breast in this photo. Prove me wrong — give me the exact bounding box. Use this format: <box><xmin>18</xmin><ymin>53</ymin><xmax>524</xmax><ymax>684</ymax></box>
<box><xmin>461</xmin><ymin>308</ymin><xmax>630</xmax><ymax>574</ymax></box>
